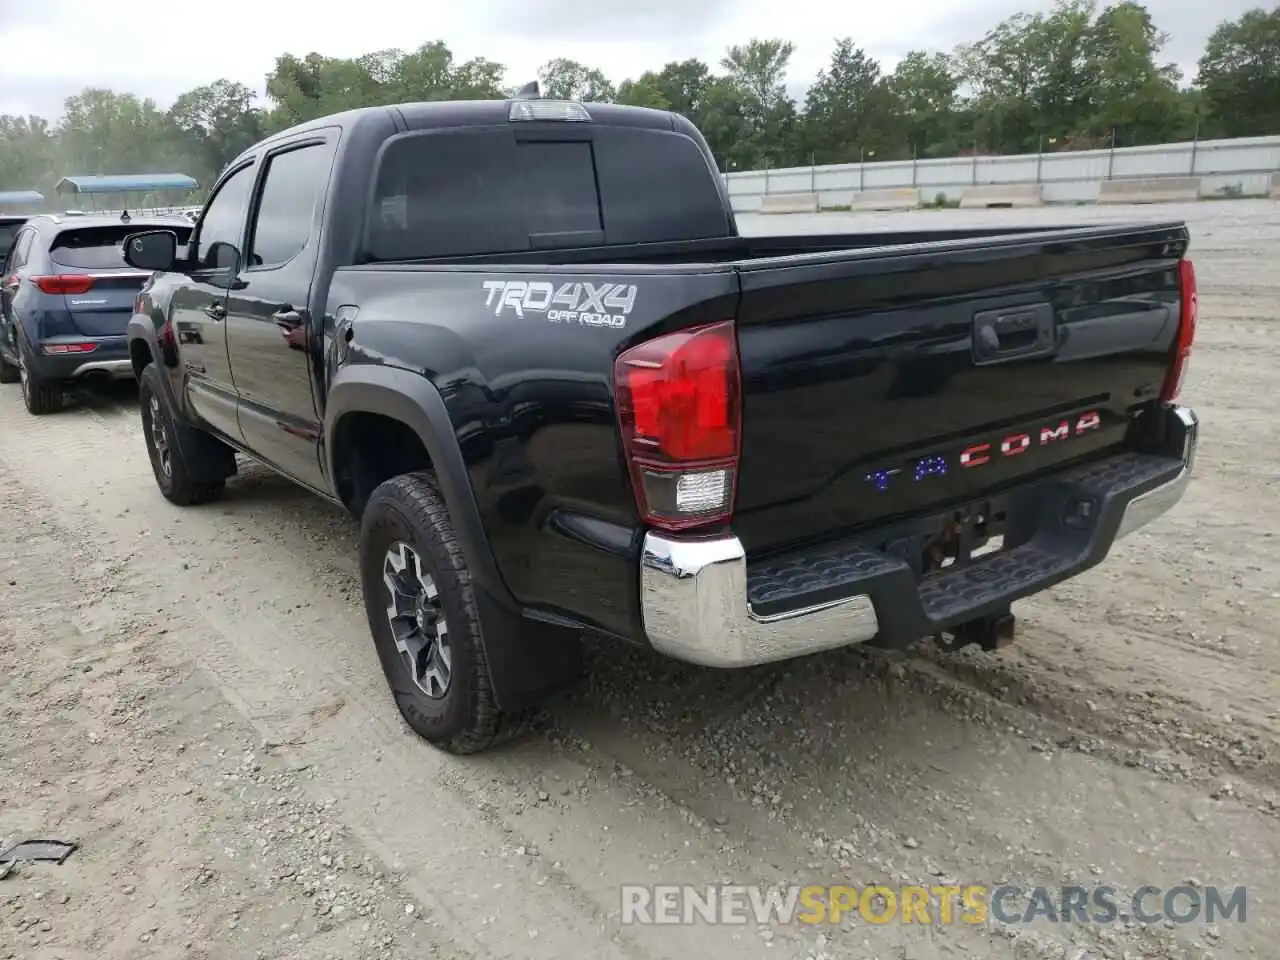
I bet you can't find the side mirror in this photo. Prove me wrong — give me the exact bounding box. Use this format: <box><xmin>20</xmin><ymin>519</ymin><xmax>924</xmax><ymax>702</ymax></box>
<box><xmin>123</xmin><ymin>230</ymin><xmax>179</xmax><ymax>272</ymax></box>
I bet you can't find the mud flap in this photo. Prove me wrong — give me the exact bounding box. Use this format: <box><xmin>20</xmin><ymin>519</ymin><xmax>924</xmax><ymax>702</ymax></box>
<box><xmin>474</xmin><ymin>584</ymin><xmax>583</xmax><ymax>712</ymax></box>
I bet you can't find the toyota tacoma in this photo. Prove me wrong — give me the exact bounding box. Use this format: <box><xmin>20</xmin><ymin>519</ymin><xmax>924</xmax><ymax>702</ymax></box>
<box><xmin>123</xmin><ymin>91</ymin><xmax>1199</xmax><ymax>754</ymax></box>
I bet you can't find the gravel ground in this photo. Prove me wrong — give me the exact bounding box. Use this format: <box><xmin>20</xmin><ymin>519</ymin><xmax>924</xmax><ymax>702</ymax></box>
<box><xmin>1</xmin><ymin>199</ymin><xmax>1277</xmax><ymax>960</ymax></box>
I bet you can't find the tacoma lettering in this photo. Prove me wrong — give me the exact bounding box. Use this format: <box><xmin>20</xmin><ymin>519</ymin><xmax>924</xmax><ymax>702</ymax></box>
<box><xmin>867</xmin><ymin>410</ymin><xmax>1104</xmax><ymax>492</ymax></box>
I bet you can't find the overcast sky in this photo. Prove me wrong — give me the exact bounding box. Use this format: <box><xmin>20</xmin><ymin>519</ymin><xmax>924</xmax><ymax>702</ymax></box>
<box><xmin>0</xmin><ymin>0</ymin><xmax>1256</xmax><ymax>120</ymax></box>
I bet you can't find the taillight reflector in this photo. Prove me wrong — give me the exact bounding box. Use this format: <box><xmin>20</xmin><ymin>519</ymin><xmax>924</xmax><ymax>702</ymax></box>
<box><xmin>1162</xmin><ymin>259</ymin><xmax>1197</xmax><ymax>402</ymax></box>
<box><xmin>42</xmin><ymin>342</ymin><xmax>98</xmax><ymax>355</ymax></box>
<box><xmin>614</xmin><ymin>320</ymin><xmax>741</xmax><ymax>531</ymax></box>
<box><xmin>32</xmin><ymin>274</ymin><xmax>95</xmax><ymax>295</ymax></box>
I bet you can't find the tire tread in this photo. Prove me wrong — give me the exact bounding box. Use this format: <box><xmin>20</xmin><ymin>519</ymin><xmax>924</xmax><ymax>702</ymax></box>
<box><xmin>362</xmin><ymin>472</ymin><xmax>529</xmax><ymax>754</ymax></box>
<box><xmin>139</xmin><ymin>364</ymin><xmax>228</xmax><ymax>506</ymax></box>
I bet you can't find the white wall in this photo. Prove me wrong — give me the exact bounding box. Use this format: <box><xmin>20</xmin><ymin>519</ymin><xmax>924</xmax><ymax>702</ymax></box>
<box><xmin>723</xmin><ymin>135</ymin><xmax>1280</xmax><ymax>211</ymax></box>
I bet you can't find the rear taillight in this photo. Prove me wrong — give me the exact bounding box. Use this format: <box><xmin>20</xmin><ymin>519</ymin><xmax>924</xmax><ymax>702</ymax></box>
<box><xmin>32</xmin><ymin>274</ymin><xmax>95</xmax><ymax>295</ymax></box>
<box><xmin>1161</xmin><ymin>258</ymin><xmax>1197</xmax><ymax>402</ymax></box>
<box><xmin>614</xmin><ymin>320</ymin><xmax>741</xmax><ymax>532</ymax></box>
<box><xmin>42</xmin><ymin>342</ymin><xmax>98</xmax><ymax>355</ymax></box>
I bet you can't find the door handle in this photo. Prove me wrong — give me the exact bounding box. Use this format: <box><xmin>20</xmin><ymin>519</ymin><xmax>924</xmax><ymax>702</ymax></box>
<box><xmin>204</xmin><ymin>301</ymin><xmax>226</xmax><ymax>322</ymax></box>
<box><xmin>271</xmin><ymin>307</ymin><xmax>303</xmax><ymax>330</ymax></box>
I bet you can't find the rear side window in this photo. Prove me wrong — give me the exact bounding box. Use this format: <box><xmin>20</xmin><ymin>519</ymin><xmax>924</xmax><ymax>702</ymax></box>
<box><xmin>367</xmin><ymin>125</ymin><xmax>729</xmax><ymax>261</ymax></box>
<box><xmin>51</xmin><ymin>224</ymin><xmax>193</xmax><ymax>270</ymax></box>
<box><xmin>592</xmin><ymin>128</ymin><xmax>731</xmax><ymax>246</ymax></box>
<box><xmin>248</xmin><ymin>141</ymin><xmax>336</xmax><ymax>268</ymax></box>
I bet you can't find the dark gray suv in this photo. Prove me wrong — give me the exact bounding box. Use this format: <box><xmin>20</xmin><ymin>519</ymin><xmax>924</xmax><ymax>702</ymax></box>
<box><xmin>0</xmin><ymin>212</ymin><xmax>192</xmax><ymax>413</ymax></box>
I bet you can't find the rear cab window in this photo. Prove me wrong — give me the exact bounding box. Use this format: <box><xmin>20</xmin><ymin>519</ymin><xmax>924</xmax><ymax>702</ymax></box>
<box><xmin>50</xmin><ymin>224</ymin><xmax>193</xmax><ymax>271</ymax></box>
<box><xmin>366</xmin><ymin>120</ymin><xmax>731</xmax><ymax>261</ymax></box>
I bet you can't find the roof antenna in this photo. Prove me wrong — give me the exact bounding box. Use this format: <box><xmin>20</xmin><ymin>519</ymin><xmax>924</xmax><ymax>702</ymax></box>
<box><xmin>512</xmin><ymin>81</ymin><xmax>540</xmax><ymax>100</ymax></box>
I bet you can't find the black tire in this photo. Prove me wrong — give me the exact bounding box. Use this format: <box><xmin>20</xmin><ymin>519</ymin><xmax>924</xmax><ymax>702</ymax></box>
<box><xmin>359</xmin><ymin>471</ymin><xmax>518</xmax><ymax>754</ymax></box>
<box><xmin>17</xmin><ymin>340</ymin><xmax>63</xmax><ymax>415</ymax></box>
<box><xmin>0</xmin><ymin>326</ymin><xmax>20</xmax><ymax>384</ymax></box>
<box><xmin>138</xmin><ymin>363</ymin><xmax>231</xmax><ymax>506</ymax></box>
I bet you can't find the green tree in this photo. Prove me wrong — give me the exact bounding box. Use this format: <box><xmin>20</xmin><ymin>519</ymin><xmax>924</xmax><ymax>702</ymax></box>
<box><xmin>1196</xmin><ymin>7</ymin><xmax>1280</xmax><ymax>138</ymax></box>
<box><xmin>1</xmin><ymin>14</ymin><xmax>1278</xmax><ymax>193</ymax></box>
<box><xmin>719</xmin><ymin>39</ymin><xmax>800</xmax><ymax>167</ymax></box>
<box><xmin>649</xmin><ymin>60</ymin><xmax>714</xmax><ymax>118</ymax></box>
<box><xmin>537</xmin><ymin>59</ymin><xmax>615</xmax><ymax>102</ymax></box>
<box><xmin>802</xmin><ymin>39</ymin><xmax>897</xmax><ymax>163</ymax></box>
<box><xmin>448</xmin><ymin>58</ymin><xmax>507</xmax><ymax>100</ymax></box>
<box><xmin>0</xmin><ymin>115</ymin><xmax>59</xmax><ymax>194</ymax></box>
<box><xmin>263</xmin><ymin>44</ymin><xmax>509</xmax><ymax>133</ymax></box>
<box><xmin>720</xmin><ymin>39</ymin><xmax>793</xmax><ymax>113</ymax></box>
<box><xmin>954</xmin><ymin>0</ymin><xmax>1194</xmax><ymax>151</ymax></box>
<box><xmin>697</xmin><ymin>77</ymin><xmax>755</xmax><ymax>171</ymax></box>
<box><xmin>265</xmin><ymin>53</ymin><xmax>329</xmax><ymax>129</ymax></box>
<box><xmin>616</xmin><ymin>75</ymin><xmax>671</xmax><ymax>110</ymax></box>
<box><xmin>59</xmin><ymin>89</ymin><xmax>180</xmax><ymax>176</ymax></box>
<box><xmin>956</xmin><ymin>2</ymin><xmax>1093</xmax><ymax>151</ymax></box>
<box><xmin>168</xmin><ymin>80</ymin><xmax>263</xmax><ymax>181</ymax></box>
<box><xmin>1079</xmin><ymin>3</ymin><xmax>1188</xmax><ymax>143</ymax></box>
<box><xmin>888</xmin><ymin>52</ymin><xmax>961</xmax><ymax>157</ymax></box>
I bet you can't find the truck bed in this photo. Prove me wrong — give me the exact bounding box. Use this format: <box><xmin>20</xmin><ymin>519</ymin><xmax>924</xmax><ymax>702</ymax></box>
<box><xmin>329</xmin><ymin>219</ymin><xmax>1188</xmax><ymax>637</ymax></box>
<box><xmin>364</xmin><ymin>221</ymin><xmax>1176</xmax><ymax>268</ymax></box>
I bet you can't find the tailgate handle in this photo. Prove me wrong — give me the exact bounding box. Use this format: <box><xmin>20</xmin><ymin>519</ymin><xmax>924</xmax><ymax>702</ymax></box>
<box><xmin>972</xmin><ymin>304</ymin><xmax>1056</xmax><ymax>365</ymax></box>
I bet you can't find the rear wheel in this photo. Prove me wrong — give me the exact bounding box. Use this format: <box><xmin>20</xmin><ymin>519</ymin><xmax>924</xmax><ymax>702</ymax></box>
<box><xmin>359</xmin><ymin>471</ymin><xmax>519</xmax><ymax>754</ymax></box>
<box><xmin>16</xmin><ymin>342</ymin><xmax>63</xmax><ymax>415</ymax></box>
<box><xmin>138</xmin><ymin>363</ymin><xmax>230</xmax><ymax>506</ymax></box>
<box><xmin>0</xmin><ymin>326</ymin><xmax>19</xmax><ymax>384</ymax></box>
<box><xmin>0</xmin><ymin>351</ymin><xmax>18</xmax><ymax>384</ymax></box>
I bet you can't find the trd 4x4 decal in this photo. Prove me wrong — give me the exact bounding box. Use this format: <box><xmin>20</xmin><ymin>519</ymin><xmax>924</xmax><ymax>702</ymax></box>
<box><xmin>482</xmin><ymin>280</ymin><xmax>637</xmax><ymax>329</ymax></box>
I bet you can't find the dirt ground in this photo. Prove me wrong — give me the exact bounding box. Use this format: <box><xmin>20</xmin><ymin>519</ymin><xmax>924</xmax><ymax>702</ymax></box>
<box><xmin>1</xmin><ymin>200</ymin><xmax>1276</xmax><ymax>960</ymax></box>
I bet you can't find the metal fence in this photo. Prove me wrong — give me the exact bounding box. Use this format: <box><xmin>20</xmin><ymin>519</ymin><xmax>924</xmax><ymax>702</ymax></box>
<box><xmin>724</xmin><ymin>135</ymin><xmax>1280</xmax><ymax>212</ymax></box>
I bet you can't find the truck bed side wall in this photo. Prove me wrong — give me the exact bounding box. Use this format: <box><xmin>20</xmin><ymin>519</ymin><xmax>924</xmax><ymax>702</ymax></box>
<box><xmin>324</xmin><ymin>264</ymin><xmax>739</xmax><ymax>640</ymax></box>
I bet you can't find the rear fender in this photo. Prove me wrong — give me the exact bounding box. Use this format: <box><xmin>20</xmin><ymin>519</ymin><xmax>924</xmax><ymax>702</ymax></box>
<box><xmin>324</xmin><ymin>363</ymin><xmax>581</xmax><ymax>711</ymax></box>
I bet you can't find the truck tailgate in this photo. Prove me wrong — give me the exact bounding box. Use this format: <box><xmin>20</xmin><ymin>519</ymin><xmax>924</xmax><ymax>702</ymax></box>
<box><xmin>730</xmin><ymin>223</ymin><xmax>1189</xmax><ymax>556</ymax></box>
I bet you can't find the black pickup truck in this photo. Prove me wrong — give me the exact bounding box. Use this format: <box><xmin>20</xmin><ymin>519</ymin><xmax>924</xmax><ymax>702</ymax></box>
<box><xmin>124</xmin><ymin>93</ymin><xmax>1199</xmax><ymax>754</ymax></box>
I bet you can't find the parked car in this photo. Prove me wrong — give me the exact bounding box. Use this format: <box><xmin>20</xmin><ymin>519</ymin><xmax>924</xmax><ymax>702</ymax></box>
<box><xmin>123</xmin><ymin>95</ymin><xmax>1199</xmax><ymax>754</ymax></box>
<box><xmin>0</xmin><ymin>212</ymin><xmax>193</xmax><ymax>413</ymax></box>
<box><xmin>0</xmin><ymin>214</ymin><xmax>28</xmax><ymax>263</ymax></box>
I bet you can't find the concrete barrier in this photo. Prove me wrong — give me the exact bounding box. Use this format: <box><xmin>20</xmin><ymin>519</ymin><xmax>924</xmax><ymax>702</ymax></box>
<box><xmin>959</xmin><ymin>184</ymin><xmax>1044</xmax><ymax>209</ymax></box>
<box><xmin>758</xmin><ymin>192</ymin><xmax>820</xmax><ymax>214</ymax></box>
<box><xmin>1270</xmin><ymin>172</ymin><xmax>1280</xmax><ymax>199</ymax></box>
<box><xmin>850</xmin><ymin>188</ymin><xmax>921</xmax><ymax>212</ymax></box>
<box><xmin>1096</xmin><ymin>177</ymin><xmax>1201</xmax><ymax>204</ymax></box>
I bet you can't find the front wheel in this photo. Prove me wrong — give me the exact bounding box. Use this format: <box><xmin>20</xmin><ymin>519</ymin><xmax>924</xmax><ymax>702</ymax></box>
<box><xmin>138</xmin><ymin>363</ymin><xmax>228</xmax><ymax>506</ymax></box>
<box><xmin>359</xmin><ymin>471</ymin><xmax>517</xmax><ymax>754</ymax></box>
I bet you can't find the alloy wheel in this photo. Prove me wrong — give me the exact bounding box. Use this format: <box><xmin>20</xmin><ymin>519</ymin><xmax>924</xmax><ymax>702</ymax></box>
<box><xmin>148</xmin><ymin>394</ymin><xmax>172</xmax><ymax>477</ymax></box>
<box><xmin>382</xmin><ymin>541</ymin><xmax>452</xmax><ymax>699</ymax></box>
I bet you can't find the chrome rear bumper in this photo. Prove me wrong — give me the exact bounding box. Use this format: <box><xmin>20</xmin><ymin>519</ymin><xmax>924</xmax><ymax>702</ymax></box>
<box><xmin>640</xmin><ymin>405</ymin><xmax>1198</xmax><ymax>668</ymax></box>
<box><xmin>71</xmin><ymin>359</ymin><xmax>134</xmax><ymax>378</ymax></box>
